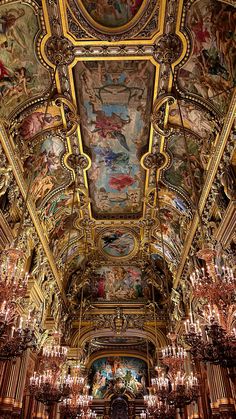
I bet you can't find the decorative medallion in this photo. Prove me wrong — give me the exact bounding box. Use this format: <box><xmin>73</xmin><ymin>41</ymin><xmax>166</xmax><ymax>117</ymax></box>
<box><xmin>80</xmin><ymin>0</ymin><xmax>144</xmax><ymax>28</ymax></box>
<box><xmin>98</xmin><ymin>228</ymin><xmax>137</xmax><ymax>259</ymax></box>
<box><xmin>67</xmin><ymin>0</ymin><xmax>158</xmax><ymax>40</ymax></box>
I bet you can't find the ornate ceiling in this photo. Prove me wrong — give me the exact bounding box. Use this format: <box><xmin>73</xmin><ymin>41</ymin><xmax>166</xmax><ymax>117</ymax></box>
<box><xmin>0</xmin><ymin>0</ymin><xmax>235</xmax><ymax>354</ymax></box>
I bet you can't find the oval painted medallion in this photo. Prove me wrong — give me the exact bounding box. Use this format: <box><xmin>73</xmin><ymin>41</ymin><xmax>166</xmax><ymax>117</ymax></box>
<box><xmin>99</xmin><ymin>229</ymin><xmax>136</xmax><ymax>258</ymax></box>
<box><xmin>81</xmin><ymin>0</ymin><xmax>144</xmax><ymax>28</ymax></box>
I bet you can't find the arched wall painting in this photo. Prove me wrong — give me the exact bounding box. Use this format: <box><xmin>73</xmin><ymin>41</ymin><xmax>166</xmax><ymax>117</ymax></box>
<box><xmin>0</xmin><ymin>2</ymin><xmax>50</xmax><ymax>118</ymax></box>
<box><xmin>178</xmin><ymin>0</ymin><xmax>236</xmax><ymax>112</ymax></box>
<box><xmin>89</xmin><ymin>356</ymin><xmax>147</xmax><ymax>399</ymax></box>
<box><xmin>73</xmin><ymin>60</ymin><xmax>155</xmax><ymax>218</ymax></box>
<box><xmin>90</xmin><ymin>266</ymin><xmax>150</xmax><ymax>301</ymax></box>
<box><xmin>80</xmin><ymin>0</ymin><xmax>144</xmax><ymax>28</ymax></box>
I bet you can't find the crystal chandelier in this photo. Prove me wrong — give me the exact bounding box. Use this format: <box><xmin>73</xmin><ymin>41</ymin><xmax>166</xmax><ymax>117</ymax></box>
<box><xmin>29</xmin><ymin>370</ymin><xmax>71</xmax><ymax>405</ymax></box>
<box><xmin>0</xmin><ymin>312</ymin><xmax>37</xmax><ymax>360</ymax></box>
<box><xmin>0</xmin><ymin>249</ymin><xmax>29</xmax><ymax>337</ymax></box>
<box><xmin>166</xmin><ymin>371</ymin><xmax>199</xmax><ymax>413</ymax></box>
<box><xmin>60</xmin><ymin>371</ymin><xmax>86</xmax><ymax>418</ymax></box>
<box><xmin>151</xmin><ymin>372</ymin><xmax>170</xmax><ymax>401</ymax></box>
<box><xmin>144</xmin><ymin>397</ymin><xmax>175</xmax><ymax>418</ymax></box>
<box><xmin>152</xmin><ymin>336</ymin><xmax>199</xmax><ymax>416</ymax></box>
<box><xmin>0</xmin><ymin>249</ymin><xmax>29</xmax><ymax>302</ymax></box>
<box><xmin>184</xmin><ymin>244</ymin><xmax>236</xmax><ymax>367</ymax></box>
<box><xmin>41</xmin><ymin>340</ymin><xmax>68</xmax><ymax>372</ymax></box>
<box><xmin>29</xmin><ymin>332</ymin><xmax>69</xmax><ymax>410</ymax></box>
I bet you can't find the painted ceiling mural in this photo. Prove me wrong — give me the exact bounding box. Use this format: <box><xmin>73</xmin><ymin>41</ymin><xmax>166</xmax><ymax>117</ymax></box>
<box><xmin>89</xmin><ymin>266</ymin><xmax>150</xmax><ymax>302</ymax></box>
<box><xmin>177</xmin><ymin>0</ymin><xmax>236</xmax><ymax>113</ymax></box>
<box><xmin>74</xmin><ymin>60</ymin><xmax>155</xmax><ymax>218</ymax></box>
<box><xmin>0</xmin><ymin>0</ymin><xmax>235</xmax><ymax>344</ymax></box>
<box><xmin>0</xmin><ymin>1</ymin><xmax>50</xmax><ymax>119</ymax></box>
<box><xmin>80</xmin><ymin>0</ymin><xmax>144</xmax><ymax>28</ymax></box>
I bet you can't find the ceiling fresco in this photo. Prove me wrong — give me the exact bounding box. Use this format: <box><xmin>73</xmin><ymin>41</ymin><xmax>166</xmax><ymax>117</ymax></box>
<box><xmin>177</xmin><ymin>0</ymin><xmax>236</xmax><ymax>113</ymax></box>
<box><xmin>88</xmin><ymin>265</ymin><xmax>150</xmax><ymax>302</ymax></box>
<box><xmin>74</xmin><ymin>60</ymin><xmax>155</xmax><ymax>218</ymax></box>
<box><xmin>67</xmin><ymin>0</ymin><xmax>159</xmax><ymax>40</ymax></box>
<box><xmin>0</xmin><ymin>1</ymin><xmax>50</xmax><ymax>119</ymax></box>
<box><xmin>0</xmin><ymin>0</ymin><xmax>235</xmax><ymax>352</ymax></box>
<box><xmin>80</xmin><ymin>0</ymin><xmax>144</xmax><ymax>28</ymax></box>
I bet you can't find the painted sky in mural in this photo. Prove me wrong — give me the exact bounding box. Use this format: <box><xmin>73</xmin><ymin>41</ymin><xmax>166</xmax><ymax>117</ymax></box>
<box><xmin>90</xmin><ymin>266</ymin><xmax>150</xmax><ymax>301</ymax></box>
<box><xmin>178</xmin><ymin>0</ymin><xmax>236</xmax><ymax>112</ymax></box>
<box><xmin>74</xmin><ymin>60</ymin><xmax>155</xmax><ymax>218</ymax></box>
<box><xmin>81</xmin><ymin>0</ymin><xmax>144</xmax><ymax>28</ymax></box>
<box><xmin>100</xmin><ymin>229</ymin><xmax>135</xmax><ymax>258</ymax></box>
<box><xmin>90</xmin><ymin>356</ymin><xmax>147</xmax><ymax>399</ymax></box>
<box><xmin>0</xmin><ymin>3</ymin><xmax>50</xmax><ymax>118</ymax></box>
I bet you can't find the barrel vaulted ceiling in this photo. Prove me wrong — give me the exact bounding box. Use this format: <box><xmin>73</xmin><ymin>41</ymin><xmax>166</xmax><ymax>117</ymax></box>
<box><xmin>0</xmin><ymin>0</ymin><xmax>235</xmax><ymax>315</ymax></box>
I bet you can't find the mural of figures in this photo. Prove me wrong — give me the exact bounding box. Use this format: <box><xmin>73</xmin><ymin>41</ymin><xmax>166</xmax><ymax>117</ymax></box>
<box><xmin>178</xmin><ymin>0</ymin><xmax>236</xmax><ymax>112</ymax></box>
<box><xmin>158</xmin><ymin>187</ymin><xmax>191</xmax><ymax>216</ymax></box>
<box><xmin>154</xmin><ymin>204</ymin><xmax>192</xmax><ymax>257</ymax></box>
<box><xmin>168</xmin><ymin>101</ymin><xmax>215</xmax><ymax>140</ymax></box>
<box><xmin>164</xmin><ymin>132</ymin><xmax>204</xmax><ymax>201</ymax></box>
<box><xmin>81</xmin><ymin>0</ymin><xmax>144</xmax><ymax>28</ymax></box>
<box><xmin>0</xmin><ymin>3</ymin><xmax>50</xmax><ymax>118</ymax></box>
<box><xmin>89</xmin><ymin>357</ymin><xmax>147</xmax><ymax>399</ymax></box>
<box><xmin>100</xmin><ymin>229</ymin><xmax>135</xmax><ymax>258</ymax></box>
<box><xmin>19</xmin><ymin>106</ymin><xmax>62</xmax><ymax>140</ymax></box>
<box><xmin>24</xmin><ymin>135</ymin><xmax>69</xmax><ymax>207</ymax></box>
<box><xmin>74</xmin><ymin>60</ymin><xmax>155</xmax><ymax>217</ymax></box>
<box><xmin>91</xmin><ymin>266</ymin><xmax>150</xmax><ymax>301</ymax></box>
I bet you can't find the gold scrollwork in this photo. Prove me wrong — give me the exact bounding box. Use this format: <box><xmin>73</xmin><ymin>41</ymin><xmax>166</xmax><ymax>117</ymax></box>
<box><xmin>151</xmin><ymin>94</ymin><xmax>176</xmax><ymax>137</ymax></box>
<box><xmin>54</xmin><ymin>95</ymin><xmax>80</xmax><ymax>136</ymax></box>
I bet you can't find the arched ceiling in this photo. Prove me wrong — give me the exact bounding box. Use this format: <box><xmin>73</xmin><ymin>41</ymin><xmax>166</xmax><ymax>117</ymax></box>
<box><xmin>0</xmin><ymin>0</ymin><xmax>235</xmax><ymax>314</ymax></box>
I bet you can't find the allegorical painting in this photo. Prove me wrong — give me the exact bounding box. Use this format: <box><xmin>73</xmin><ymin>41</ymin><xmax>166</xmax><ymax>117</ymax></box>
<box><xmin>169</xmin><ymin>100</ymin><xmax>215</xmax><ymax>139</ymax></box>
<box><xmin>158</xmin><ymin>186</ymin><xmax>191</xmax><ymax>216</ymax></box>
<box><xmin>24</xmin><ymin>135</ymin><xmax>69</xmax><ymax>207</ymax></box>
<box><xmin>81</xmin><ymin>0</ymin><xmax>144</xmax><ymax>28</ymax></box>
<box><xmin>89</xmin><ymin>357</ymin><xmax>147</xmax><ymax>399</ymax></box>
<box><xmin>91</xmin><ymin>266</ymin><xmax>150</xmax><ymax>301</ymax></box>
<box><xmin>0</xmin><ymin>3</ymin><xmax>50</xmax><ymax>118</ymax></box>
<box><xmin>19</xmin><ymin>105</ymin><xmax>62</xmax><ymax>141</ymax></box>
<box><xmin>74</xmin><ymin>60</ymin><xmax>155</xmax><ymax>218</ymax></box>
<box><xmin>164</xmin><ymin>132</ymin><xmax>204</xmax><ymax>201</ymax></box>
<box><xmin>100</xmin><ymin>229</ymin><xmax>136</xmax><ymax>258</ymax></box>
<box><xmin>178</xmin><ymin>0</ymin><xmax>236</xmax><ymax>112</ymax></box>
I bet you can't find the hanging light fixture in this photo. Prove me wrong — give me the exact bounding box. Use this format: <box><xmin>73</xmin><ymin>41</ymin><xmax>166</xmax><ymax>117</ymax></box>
<box><xmin>29</xmin><ymin>331</ymin><xmax>71</xmax><ymax>414</ymax></box>
<box><xmin>183</xmin><ymin>244</ymin><xmax>236</xmax><ymax>367</ymax></box>
<box><xmin>0</xmin><ymin>313</ymin><xmax>37</xmax><ymax>360</ymax></box>
<box><xmin>29</xmin><ymin>370</ymin><xmax>71</xmax><ymax>405</ymax></box>
<box><xmin>59</xmin><ymin>366</ymin><xmax>86</xmax><ymax>418</ymax></box>
<box><xmin>0</xmin><ymin>249</ymin><xmax>29</xmax><ymax>339</ymax></box>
